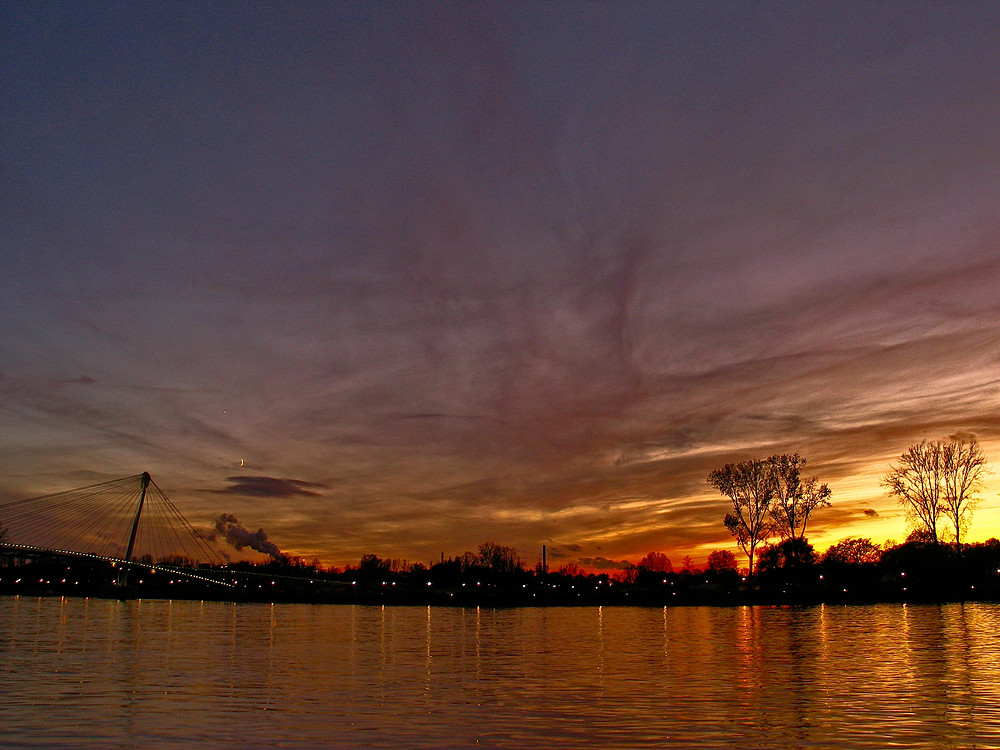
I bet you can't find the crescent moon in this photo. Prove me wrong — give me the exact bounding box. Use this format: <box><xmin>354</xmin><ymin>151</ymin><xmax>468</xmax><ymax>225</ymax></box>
<box><xmin>239</xmin><ymin>458</ymin><xmax>244</xmax><ymax>467</ymax></box>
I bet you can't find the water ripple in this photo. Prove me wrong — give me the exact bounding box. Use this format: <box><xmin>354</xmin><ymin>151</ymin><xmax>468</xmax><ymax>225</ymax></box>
<box><xmin>3</xmin><ymin>598</ymin><xmax>1000</xmax><ymax>748</ymax></box>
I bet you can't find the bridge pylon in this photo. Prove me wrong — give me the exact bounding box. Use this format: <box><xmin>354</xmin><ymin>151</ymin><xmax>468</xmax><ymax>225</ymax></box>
<box><xmin>115</xmin><ymin>471</ymin><xmax>150</xmax><ymax>588</ymax></box>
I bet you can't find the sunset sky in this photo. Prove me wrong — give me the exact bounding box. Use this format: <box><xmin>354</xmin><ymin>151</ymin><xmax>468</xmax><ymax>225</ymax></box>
<box><xmin>3</xmin><ymin>2</ymin><xmax>1000</xmax><ymax>571</ymax></box>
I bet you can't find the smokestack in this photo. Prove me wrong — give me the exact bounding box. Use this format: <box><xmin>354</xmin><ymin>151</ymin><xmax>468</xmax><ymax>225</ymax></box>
<box><xmin>542</xmin><ymin>544</ymin><xmax>547</xmax><ymax>574</ymax></box>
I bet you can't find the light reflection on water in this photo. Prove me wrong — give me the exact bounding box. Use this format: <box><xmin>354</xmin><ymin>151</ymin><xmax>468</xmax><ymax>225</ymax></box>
<box><xmin>3</xmin><ymin>598</ymin><xmax>1000</xmax><ymax>748</ymax></box>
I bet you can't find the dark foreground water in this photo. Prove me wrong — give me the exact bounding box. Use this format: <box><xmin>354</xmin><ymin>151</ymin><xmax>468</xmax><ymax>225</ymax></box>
<box><xmin>3</xmin><ymin>598</ymin><xmax>1000</xmax><ymax>749</ymax></box>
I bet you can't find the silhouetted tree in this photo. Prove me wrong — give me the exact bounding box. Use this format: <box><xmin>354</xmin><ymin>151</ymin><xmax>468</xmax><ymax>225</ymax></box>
<box><xmin>905</xmin><ymin>528</ymin><xmax>935</xmax><ymax>544</ymax></box>
<box><xmin>635</xmin><ymin>551</ymin><xmax>672</xmax><ymax>586</ymax></box>
<box><xmin>557</xmin><ymin>562</ymin><xmax>581</xmax><ymax>577</ymax></box>
<box><xmin>941</xmin><ymin>434</ymin><xmax>988</xmax><ymax>549</ymax></box>
<box><xmin>358</xmin><ymin>553</ymin><xmax>392</xmax><ymax>582</ymax></box>
<box><xmin>476</xmin><ymin>542</ymin><xmax>523</xmax><ymax>579</ymax></box>
<box><xmin>429</xmin><ymin>557</ymin><xmax>463</xmax><ymax>586</ymax></box>
<box><xmin>708</xmin><ymin>459</ymin><xmax>775</xmax><ymax>579</ymax></box>
<box><xmin>681</xmin><ymin>555</ymin><xmax>696</xmax><ymax>574</ymax></box>
<box><xmin>706</xmin><ymin>549</ymin><xmax>738</xmax><ymax>573</ymax></box>
<box><xmin>618</xmin><ymin>563</ymin><xmax>639</xmax><ymax>584</ymax></box>
<box><xmin>637</xmin><ymin>551</ymin><xmax>672</xmax><ymax>573</ymax></box>
<box><xmin>879</xmin><ymin>537</ymin><xmax>957</xmax><ymax>589</ymax></box>
<box><xmin>885</xmin><ymin>436</ymin><xmax>987</xmax><ymax>545</ymax></box>
<box><xmin>757</xmin><ymin>538</ymin><xmax>815</xmax><ymax>584</ymax></box>
<box><xmin>819</xmin><ymin>538</ymin><xmax>883</xmax><ymax>594</ymax></box>
<box><xmin>408</xmin><ymin>562</ymin><xmax>428</xmax><ymax>577</ymax></box>
<box><xmin>960</xmin><ymin>538</ymin><xmax>1000</xmax><ymax>583</ymax></box>
<box><xmin>457</xmin><ymin>551</ymin><xmax>480</xmax><ymax>572</ymax></box>
<box><xmin>822</xmin><ymin>538</ymin><xmax>881</xmax><ymax>566</ymax></box>
<box><xmin>769</xmin><ymin>454</ymin><xmax>831</xmax><ymax>544</ymax></box>
<box><xmin>884</xmin><ymin>441</ymin><xmax>946</xmax><ymax>543</ymax></box>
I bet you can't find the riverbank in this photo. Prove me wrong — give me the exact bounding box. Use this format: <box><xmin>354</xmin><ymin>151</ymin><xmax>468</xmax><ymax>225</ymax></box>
<box><xmin>4</xmin><ymin>575</ymin><xmax>999</xmax><ymax>608</ymax></box>
<box><xmin>5</xmin><ymin>537</ymin><xmax>1000</xmax><ymax>607</ymax></box>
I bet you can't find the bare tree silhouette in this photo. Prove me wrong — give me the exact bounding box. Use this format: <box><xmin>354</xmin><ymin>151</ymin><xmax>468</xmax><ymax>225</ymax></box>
<box><xmin>769</xmin><ymin>454</ymin><xmax>832</xmax><ymax>543</ymax></box>
<box><xmin>884</xmin><ymin>435</ymin><xmax>988</xmax><ymax>546</ymax></box>
<box><xmin>942</xmin><ymin>434</ymin><xmax>988</xmax><ymax>549</ymax></box>
<box><xmin>708</xmin><ymin>459</ymin><xmax>775</xmax><ymax>580</ymax></box>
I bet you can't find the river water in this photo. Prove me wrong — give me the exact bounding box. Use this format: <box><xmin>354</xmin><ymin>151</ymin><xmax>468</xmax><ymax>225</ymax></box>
<box><xmin>3</xmin><ymin>597</ymin><xmax>1000</xmax><ymax>749</ymax></box>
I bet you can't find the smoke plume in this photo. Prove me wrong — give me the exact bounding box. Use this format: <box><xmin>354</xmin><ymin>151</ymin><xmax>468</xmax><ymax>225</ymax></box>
<box><xmin>210</xmin><ymin>513</ymin><xmax>287</xmax><ymax>562</ymax></box>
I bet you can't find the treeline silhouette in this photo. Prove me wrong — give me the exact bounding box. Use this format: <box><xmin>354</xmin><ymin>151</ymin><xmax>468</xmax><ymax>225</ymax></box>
<box><xmin>702</xmin><ymin>436</ymin><xmax>994</xmax><ymax>604</ymax></box>
<box><xmin>3</xmin><ymin>434</ymin><xmax>995</xmax><ymax>605</ymax></box>
<box><xmin>4</xmin><ymin>536</ymin><xmax>1000</xmax><ymax>605</ymax></box>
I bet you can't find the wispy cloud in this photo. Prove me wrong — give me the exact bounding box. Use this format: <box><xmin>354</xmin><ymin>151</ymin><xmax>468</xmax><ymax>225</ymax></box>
<box><xmin>3</xmin><ymin>3</ymin><xmax>1000</xmax><ymax>567</ymax></box>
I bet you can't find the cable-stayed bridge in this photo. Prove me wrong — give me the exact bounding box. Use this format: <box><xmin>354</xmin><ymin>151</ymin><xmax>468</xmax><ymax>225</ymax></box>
<box><xmin>0</xmin><ymin>473</ymin><xmax>240</xmax><ymax>594</ymax></box>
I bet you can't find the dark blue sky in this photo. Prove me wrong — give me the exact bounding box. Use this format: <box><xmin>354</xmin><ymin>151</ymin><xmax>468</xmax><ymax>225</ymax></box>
<box><xmin>3</xmin><ymin>2</ymin><xmax>1000</xmax><ymax>568</ymax></box>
